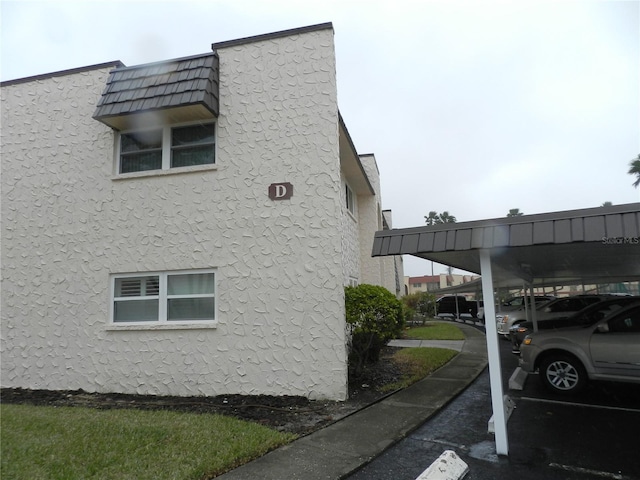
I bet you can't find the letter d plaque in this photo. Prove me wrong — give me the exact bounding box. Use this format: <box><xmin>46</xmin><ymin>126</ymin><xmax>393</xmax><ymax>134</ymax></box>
<box><xmin>268</xmin><ymin>182</ymin><xmax>293</xmax><ymax>200</ymax></box>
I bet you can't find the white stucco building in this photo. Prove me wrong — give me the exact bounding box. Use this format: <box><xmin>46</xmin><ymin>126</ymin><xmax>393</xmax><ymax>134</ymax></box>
<box><xmin>0</xmin><ymin>23</ymin><xmax>403</xmax><ymax>401</ymax></box>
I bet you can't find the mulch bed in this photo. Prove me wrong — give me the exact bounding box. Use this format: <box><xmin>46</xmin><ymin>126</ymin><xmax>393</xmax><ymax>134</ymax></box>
<box><xmin>1</xmin><ymin>347</ymin><xmax>406</xmax><ymax>436</ymax></box>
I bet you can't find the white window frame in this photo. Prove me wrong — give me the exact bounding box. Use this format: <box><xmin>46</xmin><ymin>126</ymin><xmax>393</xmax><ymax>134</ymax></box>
<box><xmin>345</xmin><ymin>182</ymin><xmax>356</xmax><ymax>216</ymax></box>
<box><xmin>115</xmin><ymin>120</ymin><xmax>216</xmax><ymax>176</ymax></box>
<box><xmin>108</xmin><ymin>269</ymin><xmax>217</xmax><ymax>330</ymax></box>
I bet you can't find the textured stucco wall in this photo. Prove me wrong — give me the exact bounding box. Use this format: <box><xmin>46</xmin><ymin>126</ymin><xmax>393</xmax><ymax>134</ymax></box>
<box><xmin>392</xmin><ymin>253</ymin><xmax>405</xmax><ymax>296</ymax></box>
<box><xmin>1</xmin><ymin>27</ymin><xmax>348</xmax><ymax>400</ymax></box>
<box><xmin>381</xmin><ymin>210</ymin><xmax>404</xmax><ymax>297</ymax></box>
<box><xmin>358</xmin><ymin>155</ymin><xmax>384</xmax><ymax>287</ymax></box>
<box><xmin>341</xmin><ymin>174</ymin><xmax>360</xmax><ymax>285</ymax></box>
<box><xmin>357</xmin><ymin>155</ymin><xmax>403</xmax><ymax>297</ymax></box>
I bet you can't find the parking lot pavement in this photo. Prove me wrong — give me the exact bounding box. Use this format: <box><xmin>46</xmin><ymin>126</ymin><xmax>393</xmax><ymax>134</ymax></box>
<box><xmin>347</xmin><ymin>334</ymin><xmax>640</xmax><ymax>480</ymax></box>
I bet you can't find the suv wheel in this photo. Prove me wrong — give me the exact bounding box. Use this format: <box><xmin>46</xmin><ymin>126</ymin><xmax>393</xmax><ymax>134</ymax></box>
<box><xmin>539</xmin><ymin>354</ymin><xmax>587</xmax><ymax>394</ymax></box>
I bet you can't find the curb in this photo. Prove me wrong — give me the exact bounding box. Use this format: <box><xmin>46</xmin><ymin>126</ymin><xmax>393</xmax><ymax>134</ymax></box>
<box><xmin>508</xmin><ymin>366</ymin><xmax>528</xmax><ymax>390</ymax></box>
<box><xmin>416</xmin><ymin>450</ymin><xmax>469</xmax><ymax>480</ymax></box>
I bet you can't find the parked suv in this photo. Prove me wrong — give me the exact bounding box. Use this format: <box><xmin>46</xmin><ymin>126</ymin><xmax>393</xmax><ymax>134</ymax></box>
<box><xmin>479</xmin><ymin>295</ymin><xmax>553</xmax><ymax>324</ymax></box>
<box><xmin>509</xmin><ymin>296</ymin><xmax>640</xmax><ymax>352</ymax></box>
<box><xmin>494</xmin><ymin>295</ymin><xmax>556</xmax><ymax>336</ymax></box>
<box><xmin>519</xmin><ymin>302</ymin><xmax>640</xmax><ymax>394</ymax></box>
<box><xmin>501</xmin><ymin>295</ymin><xmax>556</xmax><ymax>312</ymax></box>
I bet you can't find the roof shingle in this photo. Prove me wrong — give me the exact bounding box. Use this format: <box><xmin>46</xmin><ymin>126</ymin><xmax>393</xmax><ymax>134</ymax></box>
<box><xmin>93</xmin><ymin>53</ymin><xmax>219</xmax><ymax>127</ymax></box>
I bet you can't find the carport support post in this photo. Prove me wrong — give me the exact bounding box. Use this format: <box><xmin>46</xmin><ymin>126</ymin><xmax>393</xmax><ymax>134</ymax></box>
<box><xmin>479</xmin><ymin>249</ymin><xmax>509</xmax><ymax>456</ymax></box>
<box><xmin>529</xmin><ymin>285</ymin><xmax>539</xmax><ymax>332</ymax></box>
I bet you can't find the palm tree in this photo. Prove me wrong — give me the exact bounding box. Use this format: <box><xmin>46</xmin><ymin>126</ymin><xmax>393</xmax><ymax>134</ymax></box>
<box><xmin>439</xmin><ymin>211</ymin><xmax>457</xmax><ymax>223</ymax></box>
<box><xmin>628</xmin><ymin>154</ymin><xmax>640</xmax><ymax>188</ymax></box>
<box><xmin>425</xmin><ymin>211</ymin><xmax>439</xmax><ymax>226</ymax></box>
<box><xmin>506</xmin><ymin>208</ymin><xmax>523</xmax><ymax>217</ymax></box>
<box><xmin>425</xmin><ymin>211</ymin><xmax>457</xmax><ymax>225</ymax></box>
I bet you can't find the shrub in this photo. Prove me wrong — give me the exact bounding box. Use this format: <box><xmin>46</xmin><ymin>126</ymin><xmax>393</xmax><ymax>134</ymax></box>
<box><xmin>401</xmin><ymin>292</ymin><xmax>437</xmax><ymax>324</ymax></box>
<box><xmin>402</xmin><ymin>304</ymin><xmax>416</xmax><ymax>324</ymax></box>
<box><xmin>416</xmin><ymin>292</ymin><xmax>437</xmax><ymax>320</ymax></box>
<box><xmin>345</xmin><ymin>284</ymin><xmax>404</xmax><ymax>377</ymax></box>
<box><xmin>402</xmin><ymin>293</ymin><xmax>421</xmax><ymax>318</ymax></box>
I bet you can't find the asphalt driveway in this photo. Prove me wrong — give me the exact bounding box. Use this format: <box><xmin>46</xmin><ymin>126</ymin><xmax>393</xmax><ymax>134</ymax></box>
<box><xmin>347</xmin><ymin>324</ymin><xmax>640</xmax><ymax>480</ymax></box>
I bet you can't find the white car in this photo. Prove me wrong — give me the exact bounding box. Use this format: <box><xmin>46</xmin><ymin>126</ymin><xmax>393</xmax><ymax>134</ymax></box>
<box><xmin>494</xmin><ymin>296</ymin><xmax>556</xmax><ymax>336</ymax></box>
<box><xmin>478</xmin><ymin>296</ymin><xmax>553</xmax><ymax>323</ymax></box>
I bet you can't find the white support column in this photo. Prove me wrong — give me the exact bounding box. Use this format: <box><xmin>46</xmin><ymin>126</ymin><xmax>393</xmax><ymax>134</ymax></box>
<box><xmin>529</xmin><ymin>285</ymin><xmax>539</xmax><ymax>332</ymax></box>
<box><xmin>479</xmin><ymin>249</ymin><xmax>509</xmax><ymax>456</ymax></box>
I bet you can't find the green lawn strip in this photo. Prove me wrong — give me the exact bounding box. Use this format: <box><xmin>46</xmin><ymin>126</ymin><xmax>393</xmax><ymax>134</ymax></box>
<box><xmin>1</xmin><ymin>404</ymin><xmax>296</xmax><ymax>480</ymax></box>
<box><xmin>403</xmin><ymin>322</ymin><xmax>465</xmax><ymax>340</ymax></box>
<box><xmin>382</xmin><ymin>347</ymin><xmax>458</xmax><ymax>392</ymax></box>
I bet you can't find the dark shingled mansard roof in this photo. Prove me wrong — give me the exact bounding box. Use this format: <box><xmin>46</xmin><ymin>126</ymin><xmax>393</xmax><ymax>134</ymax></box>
<box><xmin>93</xmin><ymin>53</ymin><xmax>219</xmax><ymax>129</ymax></box>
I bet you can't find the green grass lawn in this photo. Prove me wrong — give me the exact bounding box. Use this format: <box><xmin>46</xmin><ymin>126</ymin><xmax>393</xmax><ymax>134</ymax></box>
<box><xmin>2</xmin><ymin>323</ymin><xmax>464</xmax><ymax>479</ymax></box>
<box><xmin>382</xmin><ymin>347</ymin><xmax>458</xmax><ymax>392</ymax></box>
<box><xmin>403</xmin><ymin>322</ymin><xmax>465</xmax><ymax>340</ymax></box>
<box><xmin>1</xmin><ymin>404</ymin><xmax>296</xmax><ymax>480</ymax></box>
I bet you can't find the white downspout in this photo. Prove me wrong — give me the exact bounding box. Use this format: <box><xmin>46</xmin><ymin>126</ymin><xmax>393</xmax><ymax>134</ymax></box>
<box><xmin>479</xmin><ymin>249</ymin><xmax>509</xmax><ymax>456</ymax></box>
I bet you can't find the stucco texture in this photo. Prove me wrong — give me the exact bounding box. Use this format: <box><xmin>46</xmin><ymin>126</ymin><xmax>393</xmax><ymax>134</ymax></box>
<box><xmin>1</xmin><ymin>27</ymin><xmax>349</xmax><ymax>400</ymax></box>
<box><xmin>340</xmin><ymin>174</ymin><xmax>361</xmax><ymax>285</ymax></box>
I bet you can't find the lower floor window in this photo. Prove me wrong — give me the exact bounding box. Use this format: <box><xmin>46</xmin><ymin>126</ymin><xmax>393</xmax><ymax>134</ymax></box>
<box><xmin>112</xmin><ymin>270</ymin><xmax>215</xmax><ymax>323</ymax></box>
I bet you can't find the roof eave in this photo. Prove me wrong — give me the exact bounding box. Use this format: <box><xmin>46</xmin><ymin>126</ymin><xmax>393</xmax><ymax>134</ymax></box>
<box><xmin>339</xmin><ymin>112</ymin><xmax>375</xmax><ymax>196</ymax></box>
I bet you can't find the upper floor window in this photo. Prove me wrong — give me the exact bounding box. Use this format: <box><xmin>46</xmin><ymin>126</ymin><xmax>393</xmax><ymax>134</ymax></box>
<box><xmin>345</xmin><ymin>183</ymin><xmax>355</xmax><ymax>215</ymax></box>
<box><xmin>118</xmin><ymin>122</ymin><xmax>215</xmax><ymax>174</ymax></box>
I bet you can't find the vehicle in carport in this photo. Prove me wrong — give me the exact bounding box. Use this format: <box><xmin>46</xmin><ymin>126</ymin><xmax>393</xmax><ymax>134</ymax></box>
<box><xmin>501</xmin><ymin>295</ymin><xmax>556</xmax><ymax>312</ymax></box>
<box><xmin>480</xmin><ymin>295</ymin><xmax>554</xmax><ymax>323</ymax></box>
<box><xmin>519</xmin><ymin>302</ymin><xmax>640</xmax><ymax>394</ymax></box>
<box><xmin>509</xmin><ymin>296</ymin><xmax>640</xmax><ymax>352</ymax></box>
<box><xmin>436</xmin><ymin>295</ymin><xmax>475</xmax><ymax>319</ymax></box>
<box><xmin>496</xmin><ymin>294</ymin><xmax>606</xmax><ymax>338</ymax></box>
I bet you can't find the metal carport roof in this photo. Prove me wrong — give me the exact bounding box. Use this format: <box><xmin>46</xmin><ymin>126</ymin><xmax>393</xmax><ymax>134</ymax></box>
<box><xmin>373</xmin><ymin>203</ymin><xmax>640</xmax><ymax>286</ymax></box>
<box><xmin>371</xmin><ymin>202</ymin><xmax>640</xmax><ymax>456</ymax></box>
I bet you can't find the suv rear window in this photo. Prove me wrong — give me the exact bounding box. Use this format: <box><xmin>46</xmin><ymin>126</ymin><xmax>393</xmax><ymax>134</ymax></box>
<box><xmin>547</xmin><ymin>297</ymin><xmax>600</xmax><ymax>313</ymax></box>
<box><xmin>607</xmin><ymin>306</ymin><xmax>640</xmax><ymax>333</ymax></box>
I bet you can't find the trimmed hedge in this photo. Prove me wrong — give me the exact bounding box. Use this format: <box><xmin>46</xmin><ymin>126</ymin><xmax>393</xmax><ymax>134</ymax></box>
<box><xmin>345</xmin><ymin>284</ymin><xmax>404</xmax><ymax>377</ymax></box>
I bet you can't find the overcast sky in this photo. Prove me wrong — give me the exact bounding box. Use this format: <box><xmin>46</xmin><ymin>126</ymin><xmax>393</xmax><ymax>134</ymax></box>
<box><xmin>2</xmin><ymin>0</ymin><xmax>639</xmax><ymax>276</ymax></box>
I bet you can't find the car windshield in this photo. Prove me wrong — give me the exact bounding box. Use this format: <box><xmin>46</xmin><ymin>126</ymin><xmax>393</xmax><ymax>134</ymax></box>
<box><xmin>502</xmin><ymin>296</ymin><xmax>549</xmax><ymax>307</ymax></box>
<box><xmin>503</xmin><ymin>298</ymin><xmax>523</xmax><ymax>306</ymax></box>
<box><xmin>544</xmin><ymin>296</ymin><xmax>601</xmax><ymax>313</ymax></box>
<box><xmin>573</xmin><ymin>299</ymin><xmax>640</xmax><ymax>327</ymax></box>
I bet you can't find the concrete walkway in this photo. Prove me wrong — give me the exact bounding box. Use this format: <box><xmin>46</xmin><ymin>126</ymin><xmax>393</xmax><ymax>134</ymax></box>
<box><xmin>388</xmin><ymin>338</ymin><xmax>465</xmax><ymax>351</ymax></box>
<box><xmin>217</xmin><ymin>323</ymin><xmax>488</xmax><ymax>480</ymax></box>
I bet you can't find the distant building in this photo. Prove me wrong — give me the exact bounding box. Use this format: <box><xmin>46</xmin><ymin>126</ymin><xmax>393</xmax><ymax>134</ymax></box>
<box><xmin>405</xmin><ymin>274</ymin><xmax>640</xmax><ymax>299</ymax></box>
<box><xmin>405</xmin><ymin>274</ymin><xmax>479</xmax><ymax>296</ymax></box>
